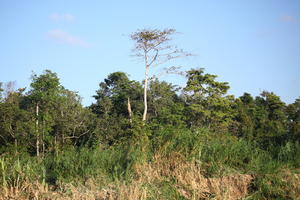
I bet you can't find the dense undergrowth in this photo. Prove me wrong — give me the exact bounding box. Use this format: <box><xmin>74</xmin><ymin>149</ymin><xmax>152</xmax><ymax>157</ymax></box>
<box><xmin>1</xmin><ymin>126</ymin><xmax>299</xmax><ymax>200</ymax></box>
<box><xmin>1</xmin><ymin>68</ymin><xmax>300</xmax><ymax>199</ymax></box>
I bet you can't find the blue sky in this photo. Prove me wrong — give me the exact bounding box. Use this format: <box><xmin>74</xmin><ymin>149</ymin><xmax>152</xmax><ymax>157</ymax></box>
<box><xmin>0</xmin><ymin>0</ymin><xmax>299</xmax><ymax>106</ymax></box>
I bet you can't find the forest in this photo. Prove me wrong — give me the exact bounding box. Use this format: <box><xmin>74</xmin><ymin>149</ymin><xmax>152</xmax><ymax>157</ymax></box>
<box><xmin>0</xmin><ymin>29</ymin><xmax>300</xmax><ymax>200</ymax></box>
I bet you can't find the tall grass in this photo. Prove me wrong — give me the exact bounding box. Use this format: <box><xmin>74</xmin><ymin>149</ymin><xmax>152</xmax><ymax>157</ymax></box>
<box><xmin>151</xmin><ymin>127</ymin><xmax>283</xmax><ymax>176</ymax></box>
<box><xmin>0</xmin><ymin>126</ymin><xmax>299</xmax><ymax>199</ymax></box>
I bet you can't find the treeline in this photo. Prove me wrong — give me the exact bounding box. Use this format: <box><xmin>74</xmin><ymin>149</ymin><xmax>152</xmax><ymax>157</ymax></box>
<box><xmin>0</xmin><ymin>69</ymin><xmax>299</xmax><ymax>154</ymax></box>
<box><xmin>0</xmin><ymin>69</ymin><xmax>300</xmax><ymax>199</ymax></box>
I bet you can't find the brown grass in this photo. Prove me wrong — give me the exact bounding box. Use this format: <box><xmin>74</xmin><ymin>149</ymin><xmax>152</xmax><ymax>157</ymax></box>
<box><xmin>1</xmin><ymin>154</ymin><xmax>299</xmax><ymax>200</ymax></box>
<box><xmin>280</xmin><ymin>168</ymin><xmax>300</xmax><ymax>199</ymax></box>
<box><xmin>134</xmin><ymin>153</ymin><xmax>253</xmax><ymax>200</ymax></box>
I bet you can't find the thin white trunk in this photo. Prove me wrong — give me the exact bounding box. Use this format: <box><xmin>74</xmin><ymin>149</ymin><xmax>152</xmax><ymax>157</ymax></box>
<box><xmin>42</xmin><ymin>120</ymin><xmax>45</xmax><ymax>157</ymax></box>
<box><xmin>127</xmin><ymin>97</ymin><xmax>132</xmax><ymax>123</ymax></box>
<box><xmin>143</xmin><ymin>63</ymin><xmax>149</xmax><ymax>121</ymax></box>
<box><xmin>36</xmin><ymin>103</ymin><xmax>39</xmax><ymax>157</ymax></box>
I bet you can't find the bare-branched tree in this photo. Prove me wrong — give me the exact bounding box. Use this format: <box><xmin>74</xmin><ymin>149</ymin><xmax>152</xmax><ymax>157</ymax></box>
<box><xmin>131</xmin><ymin>28</ymin><xmax>191</xmax><ymax>121</ymax></box>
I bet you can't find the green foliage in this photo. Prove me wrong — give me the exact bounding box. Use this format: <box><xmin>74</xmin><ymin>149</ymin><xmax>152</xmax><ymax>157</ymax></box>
<box><xmin>276</xmin><ymin>141</ymin><xmax>300</xmax><ymax>167</ymax></box>
<box><xmin>249</xmin><ymin>173</ymin><xmax>298</xmax><ymax>200</ymax></box>
<box><xmin>92</xmin><ymin>71</ymin><xmax>143</xmax><ymax>117</ymax></box>
<box><xmin>234</xmin><ymin>91</ymin><xmax>289</xmax><ymax>148</ymax></box>
<box><xmin>184</xmin><ymin>68</ymin><xmax>234</xmax><ymax>132</ymax></box>
<box><xmin>148</xmin><ymin>78</ymin><xmax>186</xmax><ymax>127</ymax></box>
<box><xmin>53</xmin><ymin>89</ymin><xmax>97</xmax><ymax>147</ymax></box>
<box><xmin>286</xmin><ymin>98</ymin><xmax>300</xmax><ymax>138</ymax></box>
<box><xmin>29</xmin><ymin>70</ymin><xmax>61</xmax><ymax>103</ymax></box>
<box><xmin>197</xmin><ymin>134</ymin><xmax>281</xmax><ymax>176</ymax></box>
<box><xmin>184</xmin><ymin>68</ymin><xmax>229</xmax><ymax>96</ymax></box>
<box><xmin>0</xmin><ymin>102</ymin><xmax>33</xmax><ymax>151</ymax></box>
<box><xmin>45</xmin><ymin>147</ymin><xmax>106</xmax><ymax>184</ymax></box>
<box><xmin>151</xmin><ymin>127</ymin><xmax>284</xmax><ymax>176</ymax></box>
<box><xmin>0</xmin><ymin>153</ymin><xmax>45</xmax><ymax>188</ymax></box>
<box><xmin>1</xmin><ymin>68</ymin><xmax>300</xmax><ymax>199</ymax></box>
<box><xmin>151</xmin><ymin>127</ymin><xmax>204</xmax><ymax>158</ymax></box>
<box><xmin>1</xmin><ymin>126</ymin><xmax>299</xmax><ymax>199</ymax></box>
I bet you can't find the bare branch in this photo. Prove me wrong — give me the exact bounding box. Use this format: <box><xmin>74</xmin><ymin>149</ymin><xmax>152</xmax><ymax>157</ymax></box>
<box><xmin>153</xmin><ymin>54</ymin><xmax>190</xmax><ymax>67</ymax></box>
<box><xmin>64</xmin><ymin>130</ymin><xmax>90</xmax><ymax>139</ymax></box>
<box><xmin>130</xmin><ymin>28</ymin><xmax>191</xmax><ymax>122</ymax></box>
<box><xmin>148</xmin><ymin>49</ymin><xmax>159</xmax><ymax>67</ymax></box>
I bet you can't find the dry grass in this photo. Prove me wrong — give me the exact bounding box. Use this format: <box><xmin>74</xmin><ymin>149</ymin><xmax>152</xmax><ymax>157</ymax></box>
<box><xmin>1</xmin><ymin>154</ymin><xmax>299</xmax><ymax>200</ymax></box>
<box><xmin>280</xmin><ymin>169</ymin><xmax>300</xmax><ymax>199</ymax></box>
<box><xmin>0</xmin><ymin>180</ymin><xmax>50</xmax><ymax>200</ymax></box>
<box><xmin>135</xmin><ymin>153</ymin><xmax>253</xmax><ymax>200</ymax></box>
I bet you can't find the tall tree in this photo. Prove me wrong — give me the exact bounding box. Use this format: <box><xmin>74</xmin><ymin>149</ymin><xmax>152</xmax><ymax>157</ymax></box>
<box><xmin>91</xmin><ymin>72</ymin><xmax>143</xmax><ymax>145</ymax></box>
<box><xmin>27</xmin><ymin>70</ymin><xmax>62</xmax><ymax>156</ymax></box>
<box><xmin>262</xmin><ymin>91</ymin><xmax>287</xmax><ymax>137</ymax></box>
<box><xmin>53</xmin><ymin>89</ymin><xmax>96</xmax><ymax>148</ymax></box>
<box><xmin>130</xmin><ymin>28</ymin><xmax>191</xmax><ymax>121</ymax></box>
<box><xmin>286</xmin><ymin>98</ymin><xmax>300</xmax><ymax>138</ymax></box>
<box><xmin>184</xmin><ymin>68</ymin><xmax>233</xmax><ymax>131</ymax></box>
<box><xmin>0</xmin><ymin>87</ymin><xmax>32</xmax><ymax>153</ymax></box>
<box><xmin>234</xmin><ymin>93</ymin><xmax>257</xmax><ymax>139</ymax></box>
<box><xmin>92</xmin><ymin>72</ymin><xmax>143</xmax><ymax>117</ymax></box>
<box><xmin>148</xmin><ymin>78</ymin><xmax>185</xmax><ymax>127</ymax></box>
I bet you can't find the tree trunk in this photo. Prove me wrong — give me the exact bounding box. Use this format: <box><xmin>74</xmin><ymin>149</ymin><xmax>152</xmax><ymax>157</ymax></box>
<box><xmin>36</xmin><ymin>103</ymin><xmax>39</xmax><ymax>157</ymax></box>
<box><xmin>127</xmin><ymin>97</ymin><xmax>132</xmax><ymax>123</ymax></box>
<box><xmin>42</xmin><ymin>120</ymin><xmax>45</xmax><ymax>158</ymax></box>
<box><xmin>143</xmin><ymin>64</ymin><xmax>149</xmax><ymax>121</ymax></box>
<box><xmin>143</xmin><ymin>51</ymin><xmax>149</xmax><ymax>122</ymax></box>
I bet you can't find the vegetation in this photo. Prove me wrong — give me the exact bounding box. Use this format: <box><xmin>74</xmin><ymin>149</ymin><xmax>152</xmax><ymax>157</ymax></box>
<box><xmin>130</xmin><ymin>28</ymin><xmax>191</xmax><ymax>121</ymax></box>
<box><xmin>0</xmin><ymin>29</ymin><xmax>299</xmax><ymax>199</ymax></box>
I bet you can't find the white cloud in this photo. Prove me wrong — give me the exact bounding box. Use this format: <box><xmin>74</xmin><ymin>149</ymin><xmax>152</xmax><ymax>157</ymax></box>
<box><xmin>47</xmin><ymin>29</ymin><xmax>90</xmax><ymax>47</ymax></box>
<box><xmin>280</xmin><ymin>15</ymin><xmax>297</xmax><ymax>23</ymax></box>
<box><xmin>49</xmin><ymin>13</ymin><xmax>75</xmax><ymax>22</ymax></box>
